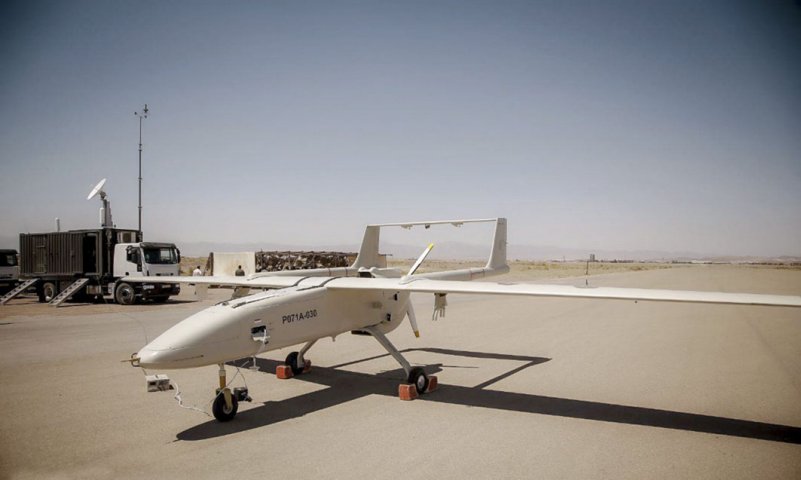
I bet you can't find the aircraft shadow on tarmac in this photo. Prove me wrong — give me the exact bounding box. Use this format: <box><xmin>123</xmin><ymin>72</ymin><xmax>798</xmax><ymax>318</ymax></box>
<box><xmin>177</xmin><ymin>348</ymin><xmax>801</xmax><ymax>445</ymax></box>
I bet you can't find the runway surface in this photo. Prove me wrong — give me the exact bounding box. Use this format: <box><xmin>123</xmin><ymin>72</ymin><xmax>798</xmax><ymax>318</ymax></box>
<box><xmin>1</xmin><ymin>265</ymin><xmax>800</xmax><ymax>479</ymax></box>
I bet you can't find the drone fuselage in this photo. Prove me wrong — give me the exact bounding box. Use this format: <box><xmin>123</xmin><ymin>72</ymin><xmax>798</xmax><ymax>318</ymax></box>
<box><xmin>136</xmin><ymin>280</ymin><xmax>410</xmax><ymax>369</ymax></box>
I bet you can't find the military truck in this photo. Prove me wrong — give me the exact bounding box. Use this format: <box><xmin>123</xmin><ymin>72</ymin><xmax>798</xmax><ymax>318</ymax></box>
<box><xmin>15</xmin><ymin>228</ymin><xmax>180</xmax><ymax>305</ymax></box>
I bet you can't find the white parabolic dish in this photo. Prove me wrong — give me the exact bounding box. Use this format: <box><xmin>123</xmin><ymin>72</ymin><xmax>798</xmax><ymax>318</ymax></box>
<box><xmin>87</xmin><ymin>178</ymin><xmax>107</xmax><ymax>200</ymax></box>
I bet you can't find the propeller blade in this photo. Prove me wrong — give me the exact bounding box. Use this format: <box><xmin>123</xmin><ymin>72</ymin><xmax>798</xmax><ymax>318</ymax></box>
<box><xmin>407</xmin><ymin>303</ymin><xmax>420</xmax><ymax>338</ymax></box>
<box><xmin>407</xmin><ymin>243</ymin><xmax>435</xmax><ymax>276</ymax></box>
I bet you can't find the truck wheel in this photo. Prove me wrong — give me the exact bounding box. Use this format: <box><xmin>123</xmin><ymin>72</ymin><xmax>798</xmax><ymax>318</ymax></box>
<box><xmin>115</xmin><ymin>282</ymin><xmax>136</xmax><ymax>305</ymax></box>
<box><xmin>42</xmin><ymin>282</ymin><xmax>58</xmax><ymax>303</ymax></box>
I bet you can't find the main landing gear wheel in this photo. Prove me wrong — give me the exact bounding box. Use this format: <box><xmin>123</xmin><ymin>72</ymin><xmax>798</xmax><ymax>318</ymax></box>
<box><xmin>212</xmin><ymin>393</ymin><xmax>238</xmax><ymax>422</ymax></box>
<box><xmin>407</xmin><ymin>367</ymin><xmax>429</xmax><ymax>394</ymax></box>
<box><xmin>285</xmin><ymin>351</ymin><xmax>304</xmax><ymax>375</ymax></box>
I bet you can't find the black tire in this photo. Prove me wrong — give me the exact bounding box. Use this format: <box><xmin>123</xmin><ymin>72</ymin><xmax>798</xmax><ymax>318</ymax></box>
<box><xmin>42</xmin><ymin>282</ymin><xmax>58</xmax><ymax>303</ymax></box>
<box><xmin>407</xmin><ymin>367</ymin><xmax>429</xmax><ymax>394</ymax></box>
<box><xmin>115</xmin><ymin>282</ymin><xmax>136</xmax><ymax>305</ymax></box>
<box><xmin>285</xmin><ymin>351</ymin><xmax>303</xmax><ymax>375</ymax></box>
<box><xmin>212</xmin><ymin>392</ymin><xmax>238</xmax><ymax>422</ymax></box>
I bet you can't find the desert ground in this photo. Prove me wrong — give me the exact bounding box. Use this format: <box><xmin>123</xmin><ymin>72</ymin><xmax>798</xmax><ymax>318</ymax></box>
<box><xmin>0</xmin><ymin>263</ymin><xmax>799</xmax><ymax>479</ymax></box>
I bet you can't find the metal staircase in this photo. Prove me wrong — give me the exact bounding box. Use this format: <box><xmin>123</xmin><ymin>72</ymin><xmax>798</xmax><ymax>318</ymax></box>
<box><xmin>50</xmin><ymin>278</ymin><xmax>89</xmax><ymax>307</ymax></box>
<box><xmin>0</xmin><ymin>279</ymin><xmax>39</xmax><ymax>305</ymax></box>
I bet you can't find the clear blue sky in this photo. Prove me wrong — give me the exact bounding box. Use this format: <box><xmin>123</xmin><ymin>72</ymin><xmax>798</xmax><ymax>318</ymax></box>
<box><xmin>1</xmin><ymin>1</ymin><xmax>799</xmax><ymax>257</ymax></box>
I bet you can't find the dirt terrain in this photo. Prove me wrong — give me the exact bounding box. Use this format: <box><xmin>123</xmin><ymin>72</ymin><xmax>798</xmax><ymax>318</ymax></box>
<box><xmin>1</xmin><ymin>264</ymin><xmax>799</xmax><ymax>479</ymax></box>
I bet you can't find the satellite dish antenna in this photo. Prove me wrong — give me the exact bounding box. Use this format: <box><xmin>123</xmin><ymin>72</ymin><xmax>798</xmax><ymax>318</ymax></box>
<box><xmin>87</xmin><ymin>178</ymin><xmax>107</xmax><ymax>200</ymax></box>
<box><xmin>87</xmin><ymin>178</ymin><xmax>113</xmax><ymax>227</ymax></box>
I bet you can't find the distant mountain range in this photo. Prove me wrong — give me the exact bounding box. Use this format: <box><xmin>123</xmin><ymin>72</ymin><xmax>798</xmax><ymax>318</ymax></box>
<box><xmin>1</xmin><ymin>235</ymin><xmax>797</xmax><ymax>263</ymax></box>
<box><xmin>172</xmin><ymin>240</ymin><xmax>800</xmax><ymax>263</ymax></box>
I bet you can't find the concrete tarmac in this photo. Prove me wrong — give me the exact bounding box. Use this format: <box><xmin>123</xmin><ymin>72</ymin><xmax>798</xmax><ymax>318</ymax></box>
<box><xmin>1</xmin><ymin>265</ymin><xmax>800</xmax><ymax>479</ymax></box>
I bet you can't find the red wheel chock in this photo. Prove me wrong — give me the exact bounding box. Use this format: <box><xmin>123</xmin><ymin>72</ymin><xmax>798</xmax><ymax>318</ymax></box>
<box><xmin>276</xmin><ymin>365</ymin><xmax>293</xmax><ymax>379</ymax></box>
<box><xmin>276</xmin><ymin>360</ymin><xmax>311</xmax><ymax>379</ymax></box>
<box><xmin>426</xmin><ymin>375</ymin><xmax>438</xmax><ymax>392</ymax></box>
<box><xmin>398</xmin><ymin>375</ymin><xmax>437</xmax><ymax>400</ymax></box>
<box><xmin>399</xmin><ymin>384</ymin><xmax>418</xmax><ymax>401</ymax></box>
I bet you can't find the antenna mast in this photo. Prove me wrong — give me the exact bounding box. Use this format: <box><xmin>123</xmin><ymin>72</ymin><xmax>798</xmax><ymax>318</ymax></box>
<box><xmin>134</xmin><ymin>104</ymin><xmax>149</xmax><ymax>238</ymax></box>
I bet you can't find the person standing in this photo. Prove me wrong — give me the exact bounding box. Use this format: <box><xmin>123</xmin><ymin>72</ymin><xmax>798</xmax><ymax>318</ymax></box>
<box><xmin>191</xmin><ymin>265</ymin><xmax>206</xmax><ymax>299</ymax></box>
<box><xmin>232</xmin><ymin>264</ymin><xmax>248</xmax><ymax>298</ymax></box>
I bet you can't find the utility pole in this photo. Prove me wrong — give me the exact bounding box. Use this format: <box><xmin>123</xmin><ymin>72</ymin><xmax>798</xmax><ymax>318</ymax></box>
<box><xmin>134</xmin><ymin>104</ymin><xmax>149</xmax><ymax>238</ymax></box>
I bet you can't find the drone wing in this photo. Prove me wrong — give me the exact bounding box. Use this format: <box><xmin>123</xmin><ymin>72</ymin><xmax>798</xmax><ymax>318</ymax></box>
<box><xmin>123</xmin><ymin>274</ymin><xmax>801</xmax><ymax>308</ymax></box>
<box><xmin>325</xmin><ymin>277</ymin><xmax>801</xmax><ymax>308</ymax></box>
<box><xmin>122</xmin><ymin>275</ymin><xmax>309</xmax><ymax>289</ymax></box>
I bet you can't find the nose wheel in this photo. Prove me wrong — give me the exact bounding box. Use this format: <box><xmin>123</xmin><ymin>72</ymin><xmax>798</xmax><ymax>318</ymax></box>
<box><xmin>212</xmin><ymin>364</ymin><xmax>250</xmax><ymax>422</ymax></box>
<box><xmin>212</xmin><ymin>392</ymin><xmax>238</xmax><ymax>422</ymax></box>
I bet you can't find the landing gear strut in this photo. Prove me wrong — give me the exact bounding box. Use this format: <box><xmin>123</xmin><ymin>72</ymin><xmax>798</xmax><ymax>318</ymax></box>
<box><xmin>212</xmin><ymin>363</ymin><xmax>250</xmax><ymax>422</ymax></box>
<box><xmin>362</xmin><ymin>326</ymin><xmax>435</xmax><ymax>397</ymax></box>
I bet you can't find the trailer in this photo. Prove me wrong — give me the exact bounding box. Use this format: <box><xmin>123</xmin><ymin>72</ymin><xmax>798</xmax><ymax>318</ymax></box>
<box><xmin>13</xmin><ymin>228</ymin><xmax>180</xmax><ymax>305</ymax></box>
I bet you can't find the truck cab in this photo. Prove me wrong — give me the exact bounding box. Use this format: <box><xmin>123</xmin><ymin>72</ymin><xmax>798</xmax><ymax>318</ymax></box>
<box><xmin>0</xmin><ymin>249</ymin><xmax>19</xmax><ymax>294</ymax></box>
<box><xmin>113</xmin><ymin>242</ymin><xmax>181</xmax><ymax>304</ymax></box>
<box><xmin>115</xmin><ymin>242</ymin><xmax>180</xmax><ymax>277</ymax></box>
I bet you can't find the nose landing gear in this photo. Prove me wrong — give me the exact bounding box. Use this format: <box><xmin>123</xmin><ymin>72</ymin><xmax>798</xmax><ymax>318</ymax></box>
<box><xmin>212</xmin><ymin>364</ymin><xmax>251</xmax><ymax>422</ymax></box>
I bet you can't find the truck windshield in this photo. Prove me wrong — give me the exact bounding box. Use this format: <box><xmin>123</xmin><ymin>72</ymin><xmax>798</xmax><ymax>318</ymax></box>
<box><xmin>143</xmin><ymin>247</ymin><xmax>179</xmax><ymax>265</ymax></box>
<box><xmin>0</xmin><ymin>253</ymin><xmax>17</xmax><ymax>267</ymax></box>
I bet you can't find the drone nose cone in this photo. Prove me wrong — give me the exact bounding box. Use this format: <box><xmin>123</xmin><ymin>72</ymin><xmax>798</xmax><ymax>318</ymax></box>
<box><xmin>134</xmin><ymin>304</ymin><xmax>252</xmax><ymax>369</ymax></box>
<box><xmin>135</xmin><ymin>346</ymin><xmax>162</xmax><ymax>368</ymax></box>
<box><xmin>136</xmin><ymin>345</ymin><xmax>183</xmax><ymax>369</ymax></box>
<box><xmin>136</xmin><ymin>344</ymin><xmax>206</xmax><ymax>369</ymax></box>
